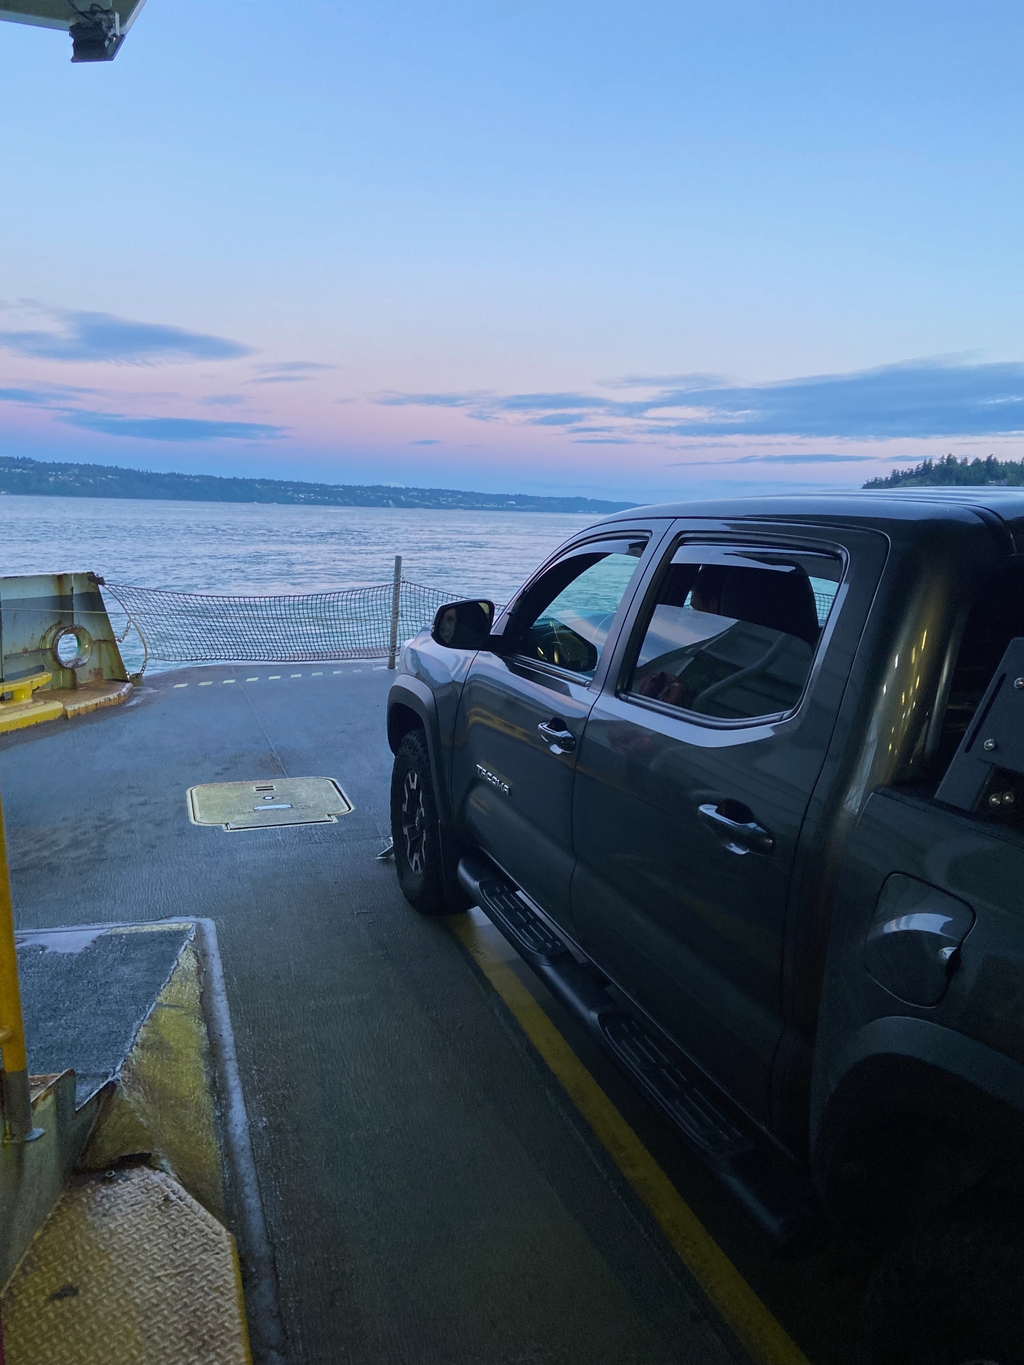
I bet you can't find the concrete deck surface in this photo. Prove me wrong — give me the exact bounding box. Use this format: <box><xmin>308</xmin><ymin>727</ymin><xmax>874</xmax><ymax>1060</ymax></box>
<box><xmin>0</xmin><ymin>664</ymin><xmax>743</xmax><ymax>1365</ymax></box>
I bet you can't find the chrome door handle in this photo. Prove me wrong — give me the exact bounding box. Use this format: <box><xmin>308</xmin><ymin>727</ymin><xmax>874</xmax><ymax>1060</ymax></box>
<box><xmin>538</xmin><ymin>720</ymin><xmax>576</xmax><ymax>753</ymax></box>
<box><xmin>697</xmin><ymin>802</ymin><xmax>774</xmax><ymax>856</ymax></box>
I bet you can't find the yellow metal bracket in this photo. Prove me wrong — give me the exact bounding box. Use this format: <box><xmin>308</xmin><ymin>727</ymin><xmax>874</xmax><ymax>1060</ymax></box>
<box><xmin>0</xmin><ymin>672</ymin><xmax>52</xmax><ymax>705</ymax></box>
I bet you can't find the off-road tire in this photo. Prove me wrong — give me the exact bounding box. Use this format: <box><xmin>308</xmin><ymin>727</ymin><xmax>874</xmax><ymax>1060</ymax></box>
<box><xmin>390</xmin><ymin>730</ymin><xmax>456</xmax><ymax>915</ymax></box>
<box><xmin>860</xmin><ymin>1198</ymin><xmax>1024</xmax><ymax>1365</ymax></box>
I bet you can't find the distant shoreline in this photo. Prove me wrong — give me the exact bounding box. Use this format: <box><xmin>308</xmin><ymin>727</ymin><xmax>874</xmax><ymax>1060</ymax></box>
<box><xmin>0</xmin><ymin>456</ymin><xmax>635</xmax><ymax>515</ymax></box>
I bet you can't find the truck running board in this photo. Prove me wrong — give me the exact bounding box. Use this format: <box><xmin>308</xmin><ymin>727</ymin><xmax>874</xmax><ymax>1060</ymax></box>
<box><xmin>457</xmin><ymin>852</ymin><xmax>819</xmax><ymax>1250</ymax></box>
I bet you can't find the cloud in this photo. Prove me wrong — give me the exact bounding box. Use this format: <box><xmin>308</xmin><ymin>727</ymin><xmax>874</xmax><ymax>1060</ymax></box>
<box><xmin>59</xmin><ymin>412</ymin><xmax>284</xmax><ymax>442</ymax></box>
<box><xmin>675</xmin><ymin>452</ymin><xmax>875</xmax><ymax>466</ymax></box>
<box><xmin>249</xmin><ymin>360</ymin><xmax>335</xmax><ymax>385</ymax></box>
<box><xmin>0</xmin><ymin>377</ymin><xmax>278</xmax><ymax>441</ymax></box>
<box><xmin>410</xmin><ymin>438</ymin><xmax>440</xmax><ymax>445</ymax></box>
<box><xmin>376</xmin><ymin>358</ymin><xmax>1024</xmax><ymax>443</ymax></box>
<box><xmin>0</xmin><ymin>383</ymin><xmax>97</xmax><ymax>406</ymax></box>
<box><xmin>377</xmin><ymin>390</ymin><xmax>492</xmax><ymax>409</ymax></box>
<box><xmin>253</xmin><ymin>361</ymin><xmax>334</xmax><ymax>374</ymax></box>
<box><xmin>0</xmin><ymin>305</ymin><xmax>252</xmax><ymax>364</ymax></box>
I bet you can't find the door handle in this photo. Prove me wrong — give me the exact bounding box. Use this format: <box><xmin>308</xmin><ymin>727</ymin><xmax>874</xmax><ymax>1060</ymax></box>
<box><xmin>538</xmin><ymin>719</ymin><xmax>576</xmax><ymax>753</ymax></box>
<box><xmin>697</xmin><ymin>802</ymin><xmax>774</xmax><ymax>856</ymax></box>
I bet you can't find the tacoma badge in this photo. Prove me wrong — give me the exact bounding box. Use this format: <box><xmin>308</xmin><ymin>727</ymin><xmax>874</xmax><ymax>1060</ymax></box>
<box><xmin>476</xmin><ymin>763</ymin><xmax>511</xmax><ymax>797</ymax></box>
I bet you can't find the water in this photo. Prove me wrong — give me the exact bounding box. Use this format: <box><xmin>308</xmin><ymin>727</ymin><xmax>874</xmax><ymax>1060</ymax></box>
<box><xmin>0</xmin><ymin>494</ymin><xmax>596</xmax><ymax>672</ymax></box>
<box><xmin>0</xmin><ymin>495</ymin><xmax>593</xmax><ymax>597</ymax></box>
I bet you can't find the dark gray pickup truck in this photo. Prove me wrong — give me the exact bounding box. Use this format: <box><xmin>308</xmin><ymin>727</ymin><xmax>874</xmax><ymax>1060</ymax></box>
<box><xmin>386</xmin><ymin>490</ymin><xmax>1024</xmax><ymax>1365</ymax></box>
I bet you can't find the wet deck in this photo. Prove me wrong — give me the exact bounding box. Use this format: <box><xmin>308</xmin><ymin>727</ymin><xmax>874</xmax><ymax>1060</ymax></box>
<box><xmin>0</xmin><ymin>665</ymin><xmax>864</xmax><ymax>1365</ymax></box>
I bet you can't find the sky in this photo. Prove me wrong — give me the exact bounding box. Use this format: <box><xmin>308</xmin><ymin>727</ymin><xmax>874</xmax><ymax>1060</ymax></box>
<box><xmin>1</xmin><ymin>1</ymin><xmax>1023</xmax><ymax>502</ymax></box>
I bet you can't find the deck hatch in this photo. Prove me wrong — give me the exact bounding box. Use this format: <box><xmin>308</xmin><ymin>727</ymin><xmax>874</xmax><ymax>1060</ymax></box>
<box><xmin>187</xmin><ymin>778</ymin><xmax>353</xmax><ymax>831</ymax></box>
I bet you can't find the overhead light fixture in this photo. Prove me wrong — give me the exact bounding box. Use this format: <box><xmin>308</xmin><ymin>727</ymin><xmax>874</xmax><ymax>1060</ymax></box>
<box><xmin>0</xmin><ymin>0</ymin><xmax>148</xmax><ymax>62</ymax></box>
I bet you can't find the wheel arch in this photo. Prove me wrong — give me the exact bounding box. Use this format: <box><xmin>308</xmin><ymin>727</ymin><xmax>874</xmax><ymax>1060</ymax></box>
<box><xmin>813</xmin><ymin>1017</ymin><xmax>1024</xmax><ymax>1246</ymax></box>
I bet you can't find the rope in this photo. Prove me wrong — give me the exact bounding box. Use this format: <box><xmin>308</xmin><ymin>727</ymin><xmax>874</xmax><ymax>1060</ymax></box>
<box><xmin>101</xmin><ymin>580</ymin><xmax>454</xmax><ymax>664</ymax></box>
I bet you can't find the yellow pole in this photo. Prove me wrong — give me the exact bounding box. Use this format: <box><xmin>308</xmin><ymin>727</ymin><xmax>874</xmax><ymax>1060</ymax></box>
<box><xmin>0</xmin><ymin>786</ymin><xmax>34</xmax><ymax>1141</ymax></box>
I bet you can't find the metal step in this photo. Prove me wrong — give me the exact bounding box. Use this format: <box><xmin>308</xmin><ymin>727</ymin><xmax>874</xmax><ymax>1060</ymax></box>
<box><xmin>457</xmin><ymin>852</ymin><xmax>819</xmax><ymax>1249</ymax></box>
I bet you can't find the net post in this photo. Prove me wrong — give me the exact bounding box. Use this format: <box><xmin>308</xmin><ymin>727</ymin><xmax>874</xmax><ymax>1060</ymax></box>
<box><xmin>387</xmin><ymin>556</ymin><xmax>403</xmax><ymax>669</ymax></box>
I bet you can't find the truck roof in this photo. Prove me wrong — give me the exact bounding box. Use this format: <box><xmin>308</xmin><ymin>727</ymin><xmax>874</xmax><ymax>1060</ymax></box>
<box><xmin>600</xmin><ymin>488</ymin><xmax>1024</xmax><ymax>550</ymax></box>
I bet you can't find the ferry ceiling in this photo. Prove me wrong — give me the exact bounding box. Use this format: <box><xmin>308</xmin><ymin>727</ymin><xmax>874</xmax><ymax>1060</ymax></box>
<box><xmin>0</xmin><ymin>0</ymin><xmax>146</xmax><ymax>60</ymax></box>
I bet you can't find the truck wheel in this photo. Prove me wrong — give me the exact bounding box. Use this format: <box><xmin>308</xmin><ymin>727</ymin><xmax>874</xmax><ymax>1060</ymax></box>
<box><xmin>390</xmin><ymin>730</ymin><xmax>456</xmax><ymax>915</ymax></box>
<box><xmin>860</xmin><ymin>1199</ymin><xmax>1024</xmax><ymax>1365</ymax></box>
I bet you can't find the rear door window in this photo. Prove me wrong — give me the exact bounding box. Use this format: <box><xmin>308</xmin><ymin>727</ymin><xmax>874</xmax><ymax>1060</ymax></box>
<box><xmin>625</xmin><ymin>542</ymin><xmax>843</xmax><ymax>721</ymax></box>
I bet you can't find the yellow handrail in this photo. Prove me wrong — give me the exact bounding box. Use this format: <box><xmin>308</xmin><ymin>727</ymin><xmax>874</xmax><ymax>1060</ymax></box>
<box><xmin>0</xmin><ymin>787</ymin><xmax>32</xmax><ymax>1140</ymax></box>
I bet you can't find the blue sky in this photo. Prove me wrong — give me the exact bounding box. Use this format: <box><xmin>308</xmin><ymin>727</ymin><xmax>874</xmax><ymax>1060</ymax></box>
<box><xmin>2</xmin><ymin>2</ymin><xmax>1023</xmax><ymax>499</ymax></box>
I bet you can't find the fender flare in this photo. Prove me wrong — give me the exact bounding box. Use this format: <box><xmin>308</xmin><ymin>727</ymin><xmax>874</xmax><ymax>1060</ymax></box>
<box><xmin>812</xmin><ymin>1017</ymin><xmax>1024</xmax><ymax>1229</ymax></box>
<box><xmin>386</xmin><ymin>675</ymin><xmax>452</xmax><ymax>818</ymax></box>
<box><xmin>816</xmin><ymin>1017</ymin><xmax>1024</xmax><ymax>1138</ymax></box>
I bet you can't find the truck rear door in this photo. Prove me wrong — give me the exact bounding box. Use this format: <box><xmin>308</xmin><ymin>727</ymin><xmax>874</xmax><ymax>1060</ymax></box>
<box><xmin>571</xmin><ymin>523</ymin><xmax>883</xmax><ymax>1123</ymax></box>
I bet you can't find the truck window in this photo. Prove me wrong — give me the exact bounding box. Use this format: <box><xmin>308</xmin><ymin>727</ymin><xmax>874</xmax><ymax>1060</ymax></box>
<box><xmin>625</xmin><ymin>542</ymin><xmax>843</xmax><ymax>721</ymax></box>
<box><xmin>935</xmin><ymin>562</ymin><xmax>1024</xmax><ymax>775</ymax></box>
<box><xmin>509</xmin><ymin>538</ymin><xmax>648</xmax><ymax>679</ymax></box>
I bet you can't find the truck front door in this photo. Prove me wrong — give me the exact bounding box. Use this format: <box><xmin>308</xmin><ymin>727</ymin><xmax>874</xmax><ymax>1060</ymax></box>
<box><xmin>572</xmin><ymin>531</ymin><xmax>855</xmax><ymax>1123</ymax></box>
<box><xmin>450</xmin><ymin>533</ymin><xmax>654</xmax><ymax>933</ymax></box>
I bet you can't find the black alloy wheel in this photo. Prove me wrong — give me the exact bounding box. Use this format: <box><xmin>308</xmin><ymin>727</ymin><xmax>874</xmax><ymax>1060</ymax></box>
<box><xmin>390</xmin><ymin>729</ymin><xmax>454</xmax><ymax>915</ymax></box>
<box><xmin>860</xmin><ymin>1197</ymin><xmax>1024</xmax><ymax>1365</ymax></box>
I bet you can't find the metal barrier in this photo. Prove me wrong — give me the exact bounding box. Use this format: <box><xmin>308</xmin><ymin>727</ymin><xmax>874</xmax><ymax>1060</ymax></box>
<box><xmin>0</xmin><ymin>572</ymin><xmax>129</xmax><ymax>692</ymax></box>
<box><xmin>103</xmin><ymin>559</ymin><xmax>454</xmax><ymax>669</ymax></box>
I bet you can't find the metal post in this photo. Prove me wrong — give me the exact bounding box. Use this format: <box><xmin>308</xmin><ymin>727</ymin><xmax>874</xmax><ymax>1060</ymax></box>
<box><xmin>387</xmin><ymin>555</ymin><xmax>403</xmax><ymax>670</ymax></box>
<box><xmin>0</xmin><ymin>787</ymin><xmax>36</xmax><ymax>1143</ymax></box>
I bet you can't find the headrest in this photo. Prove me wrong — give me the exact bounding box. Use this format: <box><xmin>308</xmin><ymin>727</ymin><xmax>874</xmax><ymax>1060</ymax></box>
<box><xmin>718</xmin><ymin>566</ymin><xmax>820</xmax><ymax>648</ymax></box>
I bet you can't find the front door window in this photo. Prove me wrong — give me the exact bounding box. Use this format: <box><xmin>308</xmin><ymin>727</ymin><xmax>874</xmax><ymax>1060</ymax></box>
<box><xmin>508</xmin><ymin>539</ymin><xmax>648</xmax><ymax>682</ymax></box>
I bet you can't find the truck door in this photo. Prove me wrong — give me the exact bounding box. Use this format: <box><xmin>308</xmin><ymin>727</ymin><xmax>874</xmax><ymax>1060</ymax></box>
<box><xmin>450</xmin><ymin>532</ymin><xmax>654</xmax><ymax>934</ymax></box>
<box><xmin>571</xmin><ymin>531</ymin><xmax>853</xmax><ymax>1123</ymax></box>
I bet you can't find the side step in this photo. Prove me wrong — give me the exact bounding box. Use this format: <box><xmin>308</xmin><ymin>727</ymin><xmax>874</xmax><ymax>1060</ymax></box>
<box><xmin>458</xmin><ymin>852</ymin><xmax>819</xmax><ymax>1249</ymax></box>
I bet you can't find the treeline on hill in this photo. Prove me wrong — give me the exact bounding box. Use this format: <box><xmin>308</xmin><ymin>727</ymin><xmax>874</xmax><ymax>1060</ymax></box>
<box><xmin>864</xmin><ymin>454</ymin><xmax>1024</xmax><ymax>488</ymax></box>
<box><xmin>0</xmin><ymin>456</ymin><xmax>633</xmax><ymax>514</ymax></box>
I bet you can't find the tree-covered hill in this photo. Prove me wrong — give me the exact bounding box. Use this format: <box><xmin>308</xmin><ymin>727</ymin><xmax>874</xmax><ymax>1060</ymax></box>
<box><xmin>865</xmin><ymin>454</ymin><xmax>1024</xmax><ymax>488</ymax></box>
<box><xmin>0</xmin><ymin>455</ymin><xmax>634</xmax><ymax>514</ymax></box>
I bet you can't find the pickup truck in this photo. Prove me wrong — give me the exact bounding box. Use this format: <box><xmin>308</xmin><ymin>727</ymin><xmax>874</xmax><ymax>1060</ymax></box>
<box><xmin>386</xmin><ymin>490</ymin><xmax>1024</xmax><ymax>1365</ymax></box>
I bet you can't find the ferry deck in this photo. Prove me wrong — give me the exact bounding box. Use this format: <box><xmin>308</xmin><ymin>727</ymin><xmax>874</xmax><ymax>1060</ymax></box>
<box><xmin>0</xmin><ymin>662</ymin><xmax>866</xmax><ymax>1365</ymax></box>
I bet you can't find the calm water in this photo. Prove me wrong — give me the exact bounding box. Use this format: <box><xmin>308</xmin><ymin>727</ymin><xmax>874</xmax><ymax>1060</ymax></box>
<box><xmin>0</xmin><ymin>495</ymin><xmax>595</xmax><ymax>599</ymax></box>
<box><xmin>0</xmin><ymin>495</ymin><xmax>596</xmax><ymax>671</ymax></box>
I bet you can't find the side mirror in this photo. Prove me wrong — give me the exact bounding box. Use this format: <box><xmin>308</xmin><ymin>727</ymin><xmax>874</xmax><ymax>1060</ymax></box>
<box><xmin>431</xmin><ymin>600</ymin><xmax>496</xmax><ymax>651</ymax></box>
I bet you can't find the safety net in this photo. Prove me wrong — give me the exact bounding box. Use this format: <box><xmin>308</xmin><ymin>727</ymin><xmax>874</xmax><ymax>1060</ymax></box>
<box><xmin>102</xmin><ymin>580</ymin><xmax>454</xmax><ymax>665</ymax></box>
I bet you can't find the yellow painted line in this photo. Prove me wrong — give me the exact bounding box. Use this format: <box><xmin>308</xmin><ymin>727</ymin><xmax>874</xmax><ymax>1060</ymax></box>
<box><xmin>448</xmin><ymin>915</ymin><xmax>811</xmax><ymax>1365</ymax></box>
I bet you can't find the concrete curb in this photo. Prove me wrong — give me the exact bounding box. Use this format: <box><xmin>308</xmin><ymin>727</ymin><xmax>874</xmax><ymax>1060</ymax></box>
<box><xmin>193</xmin><ymin>918</ymin><xmax>287</xmax><ymax>1365</ymax></box>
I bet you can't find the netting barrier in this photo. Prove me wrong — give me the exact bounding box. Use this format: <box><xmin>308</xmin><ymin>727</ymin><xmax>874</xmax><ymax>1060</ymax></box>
<box><xmin>102</xmin><ymin>580</ymin><xmax>455</xmax><ymax>666</ymax></box>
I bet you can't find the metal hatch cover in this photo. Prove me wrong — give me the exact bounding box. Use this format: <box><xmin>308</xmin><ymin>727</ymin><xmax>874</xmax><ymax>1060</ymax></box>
<box><xmin>187</xmin><ymin>778</ymin><xmax>353</xmax><ymax>831</ymax></box>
